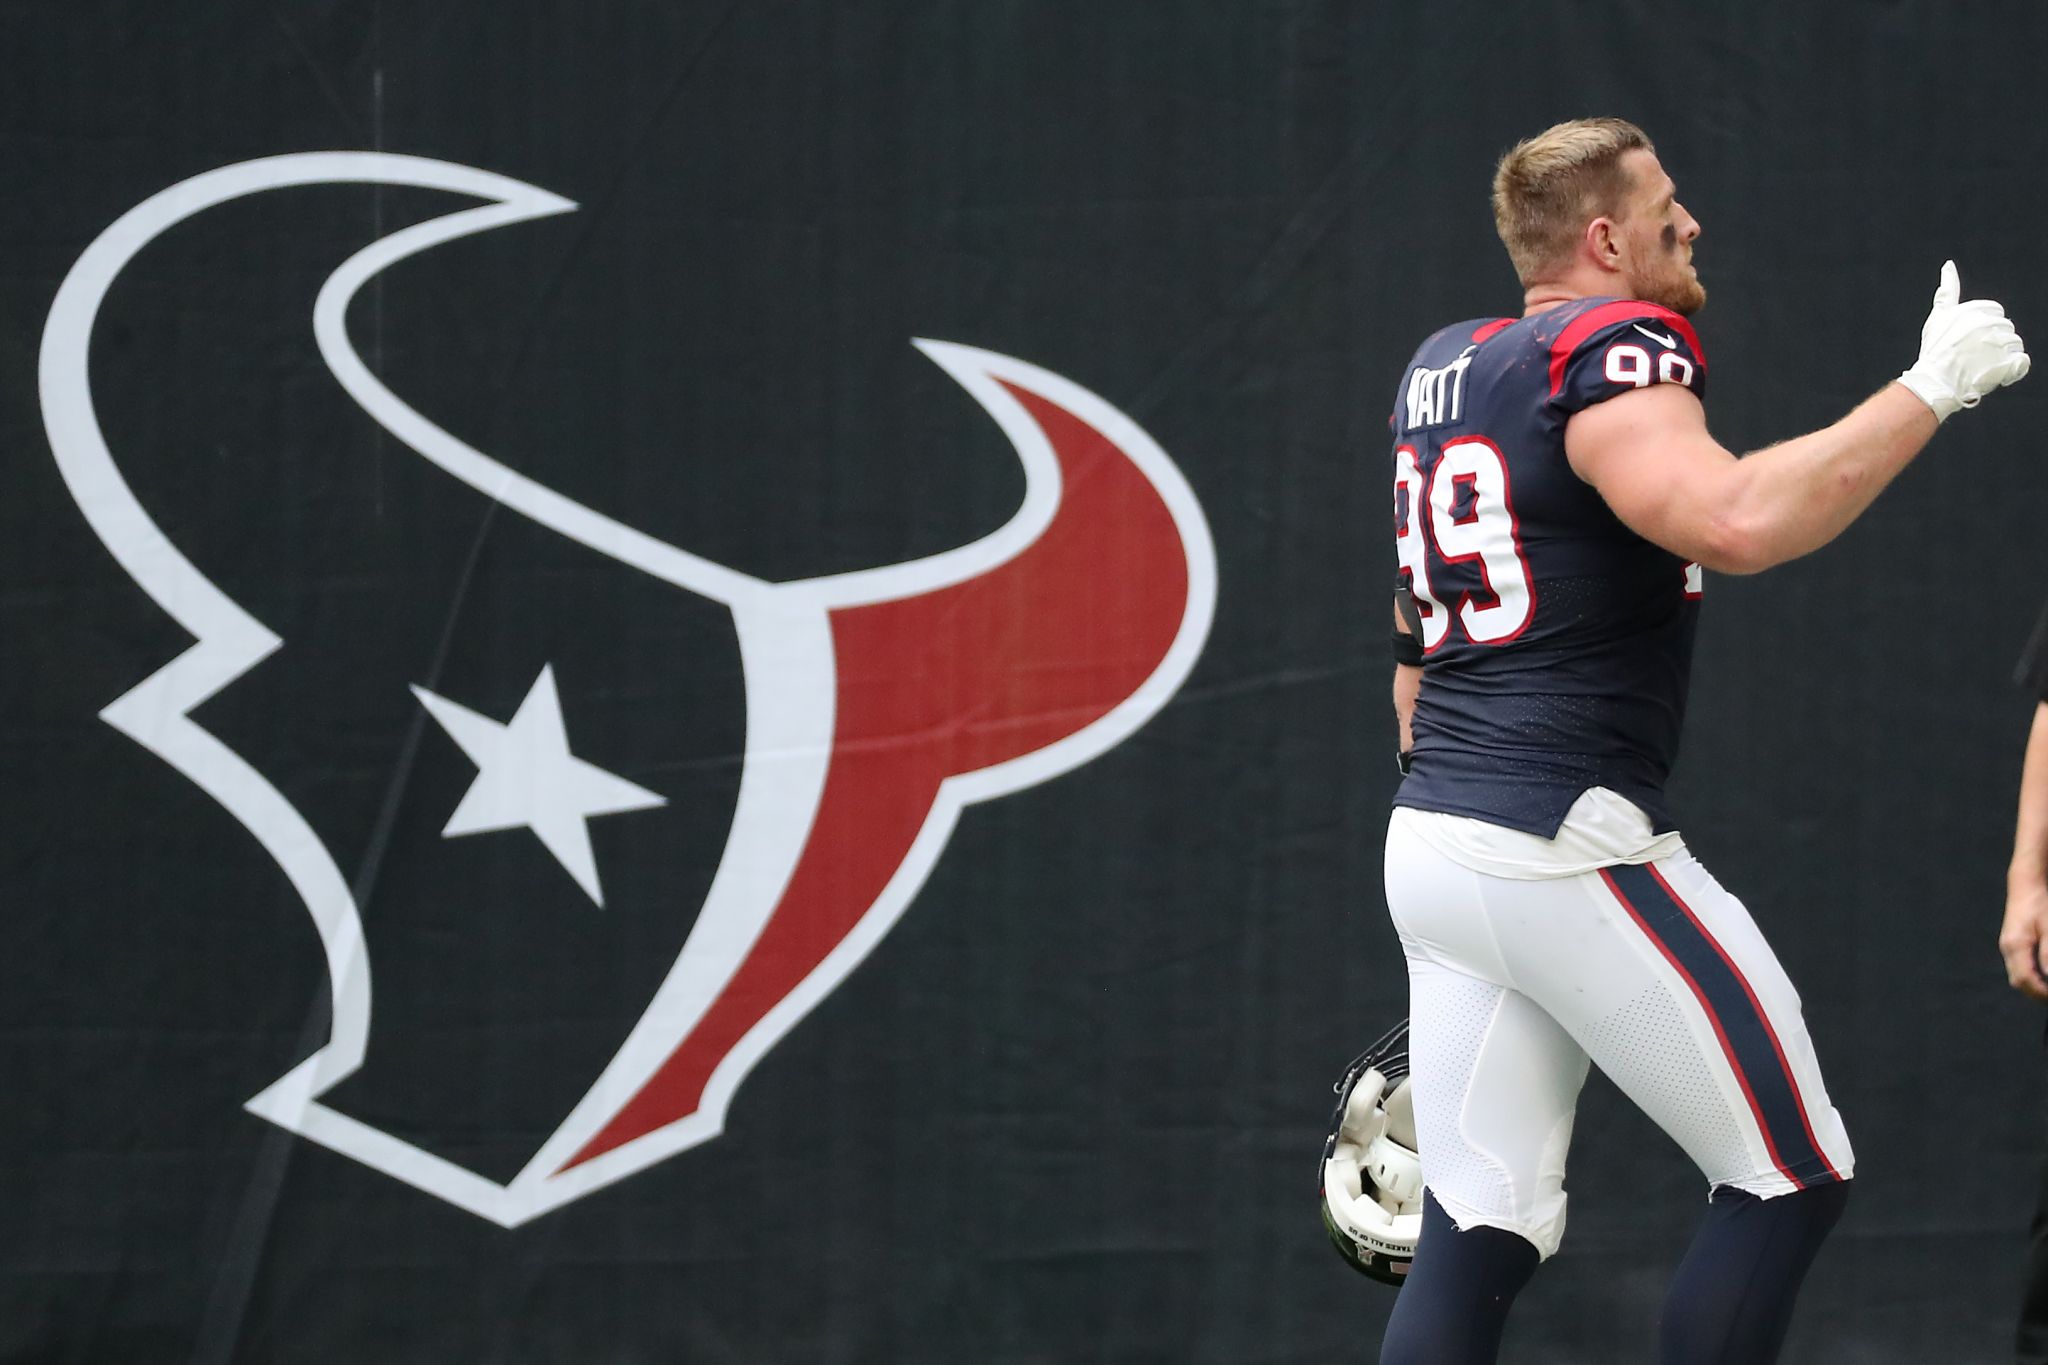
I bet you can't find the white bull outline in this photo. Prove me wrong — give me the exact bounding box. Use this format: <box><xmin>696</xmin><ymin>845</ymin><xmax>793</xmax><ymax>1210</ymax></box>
<box><xmin>40</xmin><ymin>153</ymin><xmax>1217</xmax><ymax>1225</ymax></box>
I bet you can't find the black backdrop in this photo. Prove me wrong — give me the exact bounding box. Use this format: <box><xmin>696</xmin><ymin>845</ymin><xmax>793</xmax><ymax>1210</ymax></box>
<box><xmin>7</xmin><ymin>3</ymin><xmax>2048</xmax><ymax>1362</ymax></box>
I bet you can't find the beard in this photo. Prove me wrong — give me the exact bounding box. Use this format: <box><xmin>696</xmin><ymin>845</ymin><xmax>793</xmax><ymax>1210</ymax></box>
<box><xmin>1649</xmin><ymin>272</ymin><xmax>1707</xmax><ymax>316</ymax></box>
<box><xmin>1636</xmin><ymin>227</ymin><xmax>1706</xmax><ymax>315</ymax></box>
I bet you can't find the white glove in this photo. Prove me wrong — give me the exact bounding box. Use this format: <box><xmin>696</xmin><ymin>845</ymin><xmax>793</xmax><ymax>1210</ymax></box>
<box><xmin>1898</xmin><ymin>260</ymin><xmax>2031</xmax><ymax>421</ymax></box>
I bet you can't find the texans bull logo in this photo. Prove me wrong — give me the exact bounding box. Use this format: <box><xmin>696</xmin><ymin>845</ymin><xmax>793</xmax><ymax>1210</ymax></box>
<box><xmin>40</xmin><ymin>154</ymin><xmax>1217</xmax><ymax>1225</ymax></box>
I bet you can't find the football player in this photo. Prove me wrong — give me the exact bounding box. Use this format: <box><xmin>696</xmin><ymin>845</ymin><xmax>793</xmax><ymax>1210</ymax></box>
<box><xmin>1379</xmin><ymin>117</ymin><xmax>2029</xmax><ymax>1365</ymax></box>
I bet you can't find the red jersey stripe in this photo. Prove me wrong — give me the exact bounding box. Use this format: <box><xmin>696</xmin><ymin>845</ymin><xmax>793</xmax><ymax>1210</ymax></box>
<box><xmin>1546</xmin><ymin>301</ymin><xmax>1707</xmax><ymax>396</ymax></box>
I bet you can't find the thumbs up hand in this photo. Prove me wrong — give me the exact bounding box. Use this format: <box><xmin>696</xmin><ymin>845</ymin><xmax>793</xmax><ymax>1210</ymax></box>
<box><xmin>1899</xmin><ymin>260</ymin><xmax>2030</xmax><ymax>421</ymax></box>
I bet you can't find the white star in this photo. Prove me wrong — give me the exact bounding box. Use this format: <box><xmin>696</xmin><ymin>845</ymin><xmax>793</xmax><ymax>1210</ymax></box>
<box><xmin>410</xmin><ymin>665</ymin><xmax>666</xmax><ymax>907</ymax></box>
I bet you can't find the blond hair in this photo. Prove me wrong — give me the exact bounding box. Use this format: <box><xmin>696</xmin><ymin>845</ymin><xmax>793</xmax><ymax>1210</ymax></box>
<box><xmin>1491</xmin><ymin>118</ymin><xmax>1653</xmax><ymax>286</ymax></box>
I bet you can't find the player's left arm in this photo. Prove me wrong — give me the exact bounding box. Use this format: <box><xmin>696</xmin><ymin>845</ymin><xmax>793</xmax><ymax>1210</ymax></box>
<box><xmin>2002</xmin><ymin>701</ymin><xmax>2048</xmax><ymax>1000</ymax></box>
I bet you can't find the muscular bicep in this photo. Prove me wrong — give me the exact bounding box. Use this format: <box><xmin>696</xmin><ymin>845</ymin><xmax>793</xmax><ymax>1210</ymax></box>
<box><xmin>1564</xmin><ymin>383</ymin><xmax>1752</xmax><ymax>572</ymax></box>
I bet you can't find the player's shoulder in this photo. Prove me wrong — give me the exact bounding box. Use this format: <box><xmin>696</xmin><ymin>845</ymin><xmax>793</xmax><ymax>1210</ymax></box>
<box><xmin>1539</xmin><ymin>297</ymin><xmax>1708</xmax><ymax>413</ymax></box>
<box><xmin>1404</xmin><ymin>315</ymin><xmax>1520</xmax><ymax>368</ymax></box>
<box><xmin>1529</xmin><ymin>297</ymin><xmax>1708</xmax><ymax>369</ymax></box>
<box><xmin>1390</xmin><ymin>316</ymin><xmax>1520</xmax><ymax>434</ymax></box>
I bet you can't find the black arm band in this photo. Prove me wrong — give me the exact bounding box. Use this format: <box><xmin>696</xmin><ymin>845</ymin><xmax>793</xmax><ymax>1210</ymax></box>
<box><xmin>1391</xmin><ymin>631</ymin><xmax>1424</xmax><ymax>668</ymax></box>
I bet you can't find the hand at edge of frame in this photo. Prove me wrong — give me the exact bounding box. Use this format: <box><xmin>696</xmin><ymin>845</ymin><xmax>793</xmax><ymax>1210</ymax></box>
<box><xmin>1998</xmin><ymin>878</ymin><xmax>2048</xmax><ymax>1002</ymax></box>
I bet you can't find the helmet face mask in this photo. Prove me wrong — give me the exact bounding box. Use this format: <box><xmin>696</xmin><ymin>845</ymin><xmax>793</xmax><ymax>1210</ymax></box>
<box><xmin>1319</xmin><ymin>1018</ymin><xmax>1422</xmax><ymax>1286</ymax></box>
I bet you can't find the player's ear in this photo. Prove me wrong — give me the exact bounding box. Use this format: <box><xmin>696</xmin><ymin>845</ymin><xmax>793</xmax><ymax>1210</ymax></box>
<box><xmin>1585</xmin><ymin>215</ymin><xmax>1623</xmax><ymax>271</ymax></box>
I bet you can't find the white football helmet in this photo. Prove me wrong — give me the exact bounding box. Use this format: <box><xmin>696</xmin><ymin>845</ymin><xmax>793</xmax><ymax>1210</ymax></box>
<box><xmin>1319</xmin><ymin>1018</ymin><xmax>1422</xmax><ymax>1286</ymax></box>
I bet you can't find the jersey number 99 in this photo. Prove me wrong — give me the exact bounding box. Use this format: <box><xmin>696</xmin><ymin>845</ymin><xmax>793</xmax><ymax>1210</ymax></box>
<box><xmin>1394</xmin><ymin>438</ymin><xmax>1535</xmax><ymax>651</ymax></box>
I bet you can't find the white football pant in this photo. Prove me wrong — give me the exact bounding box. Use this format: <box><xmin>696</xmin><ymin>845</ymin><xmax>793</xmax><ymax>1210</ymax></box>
<box><xmin>1384</xmin><ymin>815</ymin><xmax>1855</xmax><ymax>1258</ymax></box>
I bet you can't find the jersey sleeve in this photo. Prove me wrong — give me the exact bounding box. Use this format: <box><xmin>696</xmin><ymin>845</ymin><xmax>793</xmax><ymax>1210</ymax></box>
<box><xmin>1548</xmin><ymin>304</ymin><xmax>1708</xmax><ymax>416</ymax></box>
<box><xmin>2019</xmin><ymin>598</ymin><xmax>2048</xmax><ymax>702</ymax></box>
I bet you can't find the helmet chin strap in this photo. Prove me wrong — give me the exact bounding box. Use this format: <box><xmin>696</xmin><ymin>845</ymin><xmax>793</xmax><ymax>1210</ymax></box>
<box><xmin>1382</xmin><ymin>1073</ymin><xmax>1418</xmax><ymax>1150</ymax></box>
<box><xmin>1364</xmin><ymin>1078</ymin><xmax>1424</xmax><ymax>1207</ymax></box>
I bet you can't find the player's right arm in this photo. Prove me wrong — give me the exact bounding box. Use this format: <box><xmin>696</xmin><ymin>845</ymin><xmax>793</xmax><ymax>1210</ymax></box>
<box><xmin>1564</xmin><ymin>382</ymin><xmax>1934</xmax><ymax>574</ymax></box>
<box><xmin>1565</xmin><ymin>263</ymin><xmax>2029</xmax><ymax>575</ymax></box>
<box><xmin>1392</xmin><ymin>597</ymin><xmax>1419</xmax><ymax>762</ymax></box>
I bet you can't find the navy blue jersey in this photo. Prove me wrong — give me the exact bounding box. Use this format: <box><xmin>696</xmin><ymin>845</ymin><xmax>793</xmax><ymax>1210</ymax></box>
<box><xmin>1390</xmin><ymin>298</ymin><xmax>1709</xmax><ymax>837</ymax></box>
